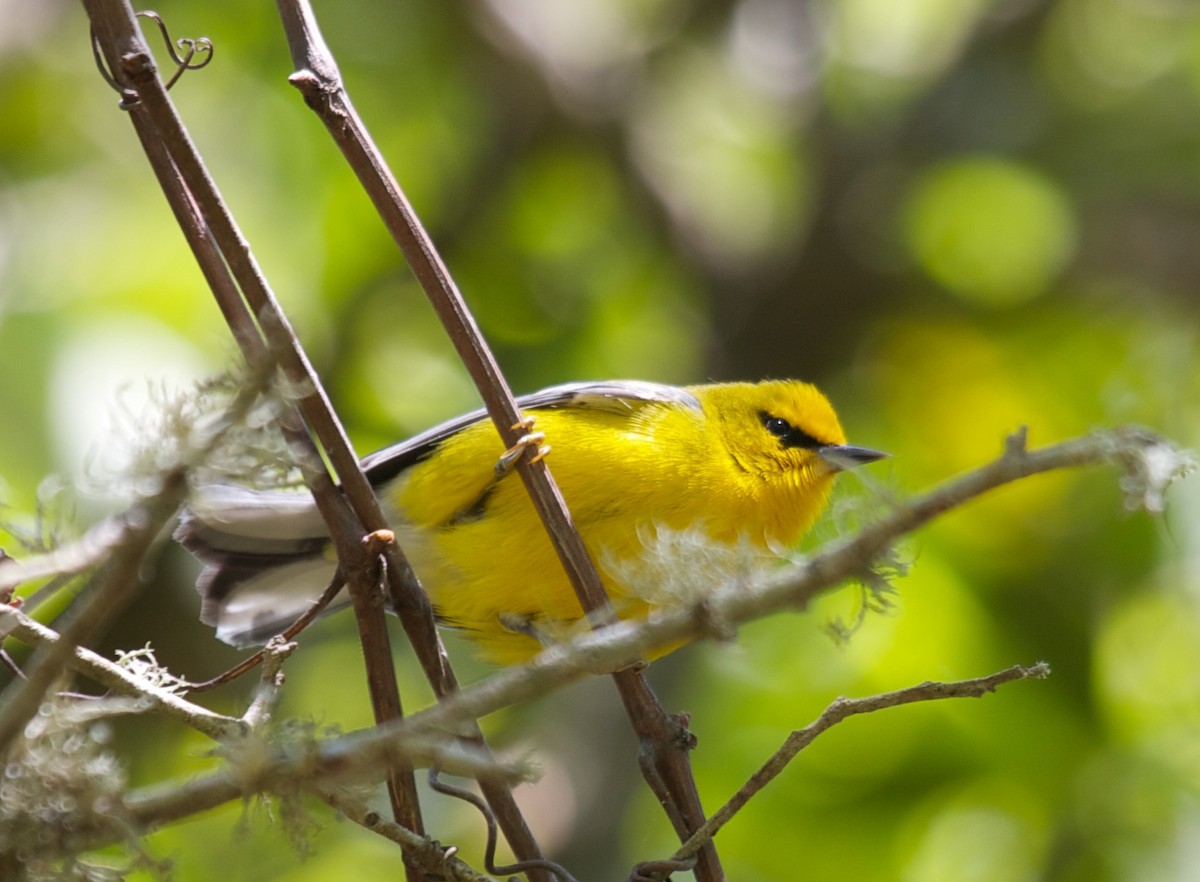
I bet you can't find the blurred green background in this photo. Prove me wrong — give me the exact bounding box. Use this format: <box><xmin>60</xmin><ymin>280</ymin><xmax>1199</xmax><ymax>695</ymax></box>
<box><xmin>2</xmin><ymin>1</ymin><xmax>1199</xmax><ymax>880</ymax></box>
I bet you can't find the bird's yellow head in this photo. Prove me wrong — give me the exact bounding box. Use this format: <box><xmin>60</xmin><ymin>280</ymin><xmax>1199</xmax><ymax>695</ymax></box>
<box><xmin>695</xmin><ymin>380</ymin><xmax>885</xmax><ymax>541</ymax></box>
<box><xmin>703</xmin><ymin>380</ymin><xmax>839</xmax><ymax>473</ymax></box>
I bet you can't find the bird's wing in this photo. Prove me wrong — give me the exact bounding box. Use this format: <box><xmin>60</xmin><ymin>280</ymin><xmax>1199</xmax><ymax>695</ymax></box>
<box><xmin>514</xmin><ymin>379</ymin><xmax>702</xmax><ymax>413</ymax></box>
<box><xmin>360</xmin><ymin>380</ymin><xmax>701</xmax><ymax>485</ymax></box>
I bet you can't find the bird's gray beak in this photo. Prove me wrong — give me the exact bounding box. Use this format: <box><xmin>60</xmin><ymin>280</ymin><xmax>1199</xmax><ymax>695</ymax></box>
<box><xmin>818</xmin><ymin>444</ymin><xmax>889</xmax><ymax>472</ymax></box>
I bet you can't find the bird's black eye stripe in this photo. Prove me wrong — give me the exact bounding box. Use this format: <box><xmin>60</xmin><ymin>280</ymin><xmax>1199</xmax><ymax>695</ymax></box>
<box><xmin>758</xmin><ymin>410</ymin><xmax>824</xmax><ymax>450</ymax></box>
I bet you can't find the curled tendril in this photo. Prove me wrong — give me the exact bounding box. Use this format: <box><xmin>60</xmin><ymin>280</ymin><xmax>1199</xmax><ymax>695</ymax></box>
<box><xmin>427</xmin><ymin>765</ymin><xmax>582</xmax><ymax>882</ymax></box>
<box><xmin>138</xmin><ymin>11</ymin><xmax>214</xmax><ymax>90</ymax></box>
<box><xmin>91</xmin><ymin>10</ymin><xmax>213</xmax><ymax>108</ymax></box>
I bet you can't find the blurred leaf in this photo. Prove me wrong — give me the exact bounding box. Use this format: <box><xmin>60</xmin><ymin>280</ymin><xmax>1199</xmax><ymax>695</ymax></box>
<box><xmin>903</xmin><ymin>157</ymin><xmax>1077</xmax><ymax>306</ymax></box>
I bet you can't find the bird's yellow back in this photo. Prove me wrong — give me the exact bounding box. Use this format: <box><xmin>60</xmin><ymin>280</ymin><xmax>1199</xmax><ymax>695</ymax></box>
<box><xmin>381</xmin><ymin>380</ymin><xmax>853</xmax><ymax>663</ymax></box>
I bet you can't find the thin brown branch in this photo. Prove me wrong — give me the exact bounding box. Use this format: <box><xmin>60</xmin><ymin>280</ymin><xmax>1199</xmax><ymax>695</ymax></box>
<box><xmin>82</xmin><ymin>0</ymin><xmax>427</xmax><ymax>859</ymax></box>
<box><xmin>184</xmin><ymin>570</ymin><xmax>345</xmax><ymax>692</ymax></box>
<box><xmin>428</xmin><ymin>768</ymin><xmax>583</xmax><ymax>882</ymax></box>
<box><xmin>273</xmin><ymin>0</ymin><xmax>617</xmax><ymax>632</ymax></box>
<box><xmin>267</xmin><ymin>0</ymin><xmax>458</xmax><ymax>702</ymax></box>
<box><xmin>670</xmin><ymin>663</ymin><xmax>1052</xmax><ymax>864</ymax></box>
<box><xmin>272</xmin><ymin>2</ymin><xmax>723</xmax><ymax>876</ymax></box>
<box><xmin>315</xmin><ymin>788</ymin><xmax>501</xmax><ymax>882</ymax></box>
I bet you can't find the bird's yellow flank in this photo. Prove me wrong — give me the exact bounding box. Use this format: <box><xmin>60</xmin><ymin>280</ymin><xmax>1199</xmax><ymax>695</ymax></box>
<box><xmin>179</xmin><ymin>380</ymin><xmax>885</xmax><ymax>664</ymax></box>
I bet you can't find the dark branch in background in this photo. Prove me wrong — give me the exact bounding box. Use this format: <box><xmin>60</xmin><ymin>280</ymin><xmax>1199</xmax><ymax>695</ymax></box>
<box><xmin>81</xmin><ymin>1</ymin><xmax>429</xmax><ymax>872</ymax></box>
<box><xmin>273</xmin><ymin>3</ymin><xmax>725</xmax><ymax>877</ymax></box>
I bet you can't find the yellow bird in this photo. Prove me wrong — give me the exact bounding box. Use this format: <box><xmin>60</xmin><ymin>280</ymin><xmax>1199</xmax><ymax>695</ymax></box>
<box><xmin>178</xmin><ymin>380</ymin><xmax>885</xmax><ymax>664</ymax></box>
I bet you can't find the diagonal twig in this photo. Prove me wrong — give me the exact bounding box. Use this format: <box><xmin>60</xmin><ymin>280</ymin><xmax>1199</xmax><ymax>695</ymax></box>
<box><xmin>272</xmin><ymin>3</ymin><xmax>724</xmax><ymax>877</ymax></box>
<box><xmin>668</xmin><ymin>663</ymin><xmax>1052</xmax><ymax>866</ymax></box>
<box><xmin>314</xmin><ymin>787</ymin><xmax>501</xmax><ymax>882</ymax></box>
<box><xmin>81</xmin><ymin>1</ymin><xmax>428</xmax><ymax>866</ymax></box>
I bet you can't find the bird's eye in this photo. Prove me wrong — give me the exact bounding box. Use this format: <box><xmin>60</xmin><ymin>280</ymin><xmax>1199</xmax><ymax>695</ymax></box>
<box><xmin>759</xmin><ymin>411</ymin><xmax>823</xmax><ymax>450</ymax></box>
<box><xmin>763</xmin><ymin>416</ymin><xmax>791</xmax><ymax>438</ymax></box>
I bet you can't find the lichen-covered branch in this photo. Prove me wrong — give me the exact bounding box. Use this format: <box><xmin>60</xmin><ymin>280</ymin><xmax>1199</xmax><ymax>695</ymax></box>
<box><xmin>351</xmin><ymin>427</ymin><xmax>1191</xmax><ymax>740</ymax></box>
<box><xmin>0</xmin><ymin>608</ymin><xmax>240</xmax><ymax>741</ymax></box>
<box><xmin>8</xmin><ymin>425</ymin><xmax>1182</xmax><ymax>862</ymax></box>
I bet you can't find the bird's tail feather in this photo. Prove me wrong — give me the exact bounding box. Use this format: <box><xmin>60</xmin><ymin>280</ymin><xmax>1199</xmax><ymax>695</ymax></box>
<box><xmin>176</xmin><ymin>485</ymin><xmax>345</xmax><ymax>648</ymax></box>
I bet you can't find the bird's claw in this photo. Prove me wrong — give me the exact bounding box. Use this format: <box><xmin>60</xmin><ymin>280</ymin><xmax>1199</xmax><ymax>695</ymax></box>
<box><xmin>494</xmin><ymin>417</ymin><xmax>550</xmax><ymax>476</ymax></box>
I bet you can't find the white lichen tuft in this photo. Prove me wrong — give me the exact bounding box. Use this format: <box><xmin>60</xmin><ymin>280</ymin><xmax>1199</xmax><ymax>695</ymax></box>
<box><xmin>602</xmin><ymin>522</ymin><xmax>782</xmax><ymax>609</ymax></box>
<box><xmin>1107</xmin><ymin>429</ymin><xmax>1196</xmax><ymax>514</ymax></box>
<box><xmin>0</xmin><ymin>695</ymin><xmax>142</xmax><ymax>873</ymax></box>
<box><xmin>114</xmin><ymin>644</ymin><xmax>189</xmax><ymax>696</ymax></box>
<box><xmin>219</xmin><ymin>718</ymin><xmax>344</xmax><ymax>859</ymax></box>
<box><xmin>92</xmin><ymin>368</ymin><xmax>304</xmax><ymax>502</ymax></box>
<box><xmin>0</xmin><ymin>475</ymin><xmax>80</xmax><ymax>562</ymax></box>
